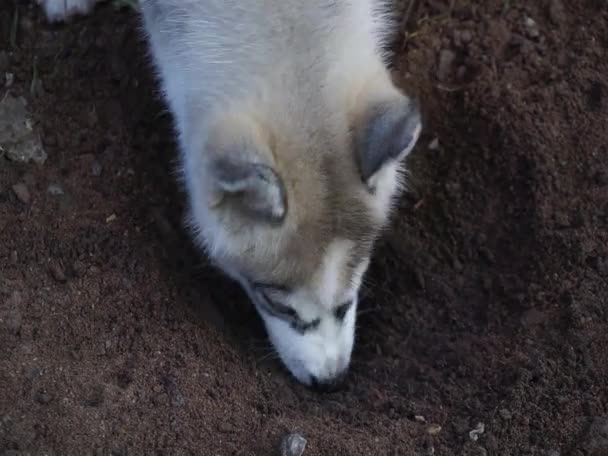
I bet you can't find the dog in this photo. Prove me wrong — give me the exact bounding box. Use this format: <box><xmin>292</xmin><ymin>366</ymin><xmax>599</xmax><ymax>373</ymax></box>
<box><xmin>38</xmin><ymin>0</ymin><xmax>422</xmax><ymax>392</ymax></box>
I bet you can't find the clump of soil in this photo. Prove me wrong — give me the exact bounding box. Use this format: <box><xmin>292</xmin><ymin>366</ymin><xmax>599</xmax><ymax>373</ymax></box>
<box><xmin>1</xmin><ymin>1</ymin><xmax>607</xmax><ymax>455</ymax></box>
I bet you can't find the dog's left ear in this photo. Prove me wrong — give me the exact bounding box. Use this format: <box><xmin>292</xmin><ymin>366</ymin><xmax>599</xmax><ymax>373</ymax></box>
<box><xmin>355</xmin><ymin>94</ymin><xmax>422</xmax><ymax>187</ymax></box>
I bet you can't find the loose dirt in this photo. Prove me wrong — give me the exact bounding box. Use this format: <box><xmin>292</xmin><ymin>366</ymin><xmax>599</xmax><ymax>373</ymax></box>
<box><xmin>1</xmin><ymin>1</ymin><xmax>607</xmax><ymax>455</ymax></box>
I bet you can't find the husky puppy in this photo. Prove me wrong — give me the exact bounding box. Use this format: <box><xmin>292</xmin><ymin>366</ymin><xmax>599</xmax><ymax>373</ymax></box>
<box><xmin>39</xmin><ymin>0</ymin><xmax>422</xmax><ymax>391</ymax></box>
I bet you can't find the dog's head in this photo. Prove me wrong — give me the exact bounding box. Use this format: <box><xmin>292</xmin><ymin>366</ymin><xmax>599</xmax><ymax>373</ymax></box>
<box><xmin>185</xmin><ymin>78</ymin><xmax>421</xmax><ymax>391</ymax></box>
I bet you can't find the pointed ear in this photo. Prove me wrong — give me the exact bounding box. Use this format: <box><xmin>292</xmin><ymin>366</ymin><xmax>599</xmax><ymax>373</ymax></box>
<box><xmin>355</xmin><ymin>95</ymin><xmax>422</xmax><ymax>185</ymax></box>
<box><xmin>210</xmin><ymin>157</ymin><xmax>287</xmax><ymax>223</ymax></box>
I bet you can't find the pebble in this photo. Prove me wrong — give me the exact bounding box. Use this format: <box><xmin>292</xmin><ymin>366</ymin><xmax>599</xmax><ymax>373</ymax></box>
<box><xmin>0</xmin><ymin>94</ymin><xmax>47</xmax><ymax>164</ymax></box>
<box><xmin>548</xmin><ymin>0</ymin><xmax>565</xmax><ymax>25</ymax></box>
<box><xmin>469</xmin><ymin>422</ymin><xmax>485</xmax><ymax>441</ymax></box>
<box><xmin>499</xmin><ymin>409</ymin><xmax>512</xmax><ymax>420</ymax></box>
<box><xmin>524</xmin><ymin>17</ymin><xmax>540</xmax><ymax>39</ymax></box>
<box><xmin>217</xmin><ymin>422</ymin><xmax>236</xmax><ymax>434</ymax></box>
<box><xmin>280</xmin><ymin>433</ymin><xmax>307</xmax><ymax>456</ymax></box>
<box><xmin>12</xmin><ymin>183</ymin><xmax>30</xmax><ymax>204</ymax></box>
<box><xmin>428</xmin><ymin>138</ymin><xmax>440</xmax><ymax>150</ymax></box>
<box><xmin>437</xmin><ymin>49</ymin><xmax>456</xmax><ymax>82</ymax></box>
<box><xmin>49</xmin><ymin>262</ymin><xmax>67</xmax><ymax>283</ymax></box>
<box><xmin>34</xmin><ymin>390</ymin><xmax>52</xmax><ymax>405</ymax></box>
<box><xmin>72</xmin><ymin>260</ymin><xmax>87</xmax><ymax>277</ymax></box>
<box><xmin>91</xmin><ymin>160</ymin><xmax>103</xmax><ymax>176</ymax></box>
<box><xmin>47</xmin><ymin>184</ymin><xmax>64</xmax><ymax>196</ymax></box>
<box><xmin>582</xmin><ymin>416</ymin><xmax>608</xmax><ymax>451</ymax></box>
<box><xmin>5</xmin><ymin>309</ymin><xmax>22</xmax><ymax>335</ymax></box>
<box><xmin>427</xmin><ymin>424</ymin><xmax>442</xmax><ymax>435</ymax></box>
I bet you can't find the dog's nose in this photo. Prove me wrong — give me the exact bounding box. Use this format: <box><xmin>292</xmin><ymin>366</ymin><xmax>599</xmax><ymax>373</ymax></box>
<box><xmin>310</xmin><ymin>370</ymin><xmax>348</xmax><ymax>393</ymax></box>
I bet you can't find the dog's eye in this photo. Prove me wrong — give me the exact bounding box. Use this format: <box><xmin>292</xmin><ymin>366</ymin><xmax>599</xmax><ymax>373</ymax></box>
<box><xmin>334</xmin><ymin>300</ymin><xmax>353</xmax><ymax>321</ymax></box>
<box><xmin>254</xmin><ymin>286</ymin><xmax>298</xmax><ymax>319</ymax></box>
<box><xmin>291</xmin><ymin>318</ymin><xmax>321</xmax><ymax>333</ymax></box>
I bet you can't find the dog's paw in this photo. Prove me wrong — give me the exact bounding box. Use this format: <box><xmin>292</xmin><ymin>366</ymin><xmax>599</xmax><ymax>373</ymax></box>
<box><xmin>38</xmin><ymin>0</ymin><xmax>97</xmax><ymax>22</ymax></box>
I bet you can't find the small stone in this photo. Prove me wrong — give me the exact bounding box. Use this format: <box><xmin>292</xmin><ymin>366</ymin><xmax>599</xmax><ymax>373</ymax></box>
<box><xmin>0</xmin><ymin>94</ymin><xmax>47</xmax><ymax>164</ymax></box>
<box><xmin>582</xmin><ymin>416</ymin><xmax>608</xmax><ymax>451</ymax></box>
<box><xmin>469</xmin><ymin>422</ymin><xmax>485</xmax><ymax>441</ymax></box>
<box><xmin>84</xmin><ymin>385</ymin><xmax>105</xmax><ymax>407</ymax></box>
<box><xmin>12</xmin><ymin>183</ymin><xmax>30</xmax><ymax>204</ymax></box>
<box><xmin>428</xmin><ymin>138</ymin><xmax>440</xmax><ymax>150</ymax></box>
<box><xmin>548</xmin><ymin>0</ymin><xmax>565</xmax><ymax>25</ymax></box>
<box><xmin>5</xmin><ymin>310</ymin><xmax>22</xmax><ymax>335</ymax></box>
<box><xmin>499</xmin><ymin>409</ymin><xmax>512</xmax><ymax>420</ymax></box>
<box><xmin>460</xmin><ymin>30</ymin><xmax>473</xmax><ymax>43</ymax></box>
<box><xmin>91</xmin><ymin>161</ymin><xmax>103</xmax><ymax>177</ymax></box>
<box><xmin>280</xmin><ymin>433</ymin><xmax>307</xmax><ymax>456</ymax></box>
<box><xmin>415</xmin><ymin>415</ymin><xmax>427</xmax><ymax>423</ymax></box>
<box><xmin>72</xmin><ymin>260</ymin><xmax>86</xmax><ymax>277</ymax></box>
<box><xmin>47</xmin><ymin>184</ymin><xmax>64</xmax><ymax>196</ymax></box>
<box><xmin>524</xmin><ymin>17</ymin><xmax>540</xmax><ymax>39</ymax></box>
<box><xmin>217</xmin><ymin>422</ymin><xmax>236</xmax><ymax>434</ymax></box>
<box><xmin>427</xmin><ymin>424</ymin><xmax>442</xmax><ymax>435</ymax></box>
<box><xmin>436</xmin><ymin>49</ymin><xmax>456</xmax><ymax>82</ymax></box>
<box><xmin>49</xmin><ymin>262</ymin><xmax>67</xmax><ymax>283</ymax></box>
<box><xmin>35</xmin><ymin>390</ymin><xmax>52</xmax><ymax>405</ymax></box>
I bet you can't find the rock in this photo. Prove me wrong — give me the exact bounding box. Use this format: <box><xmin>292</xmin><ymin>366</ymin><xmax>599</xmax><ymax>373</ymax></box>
<box><xmin>428</xmin><ymin>138</ymin><xmax>440</xmax><ymax>150</ymax></box>
<box><xmin>280</xmin><ymin>433</ymin><xmax>307</xmax><ymax>456</ymax></box>
<box><xmin>84</xmin><ymin>385</ymin><xmax>105</xmax><ymax>407</ymax></box>
<box><xmin>47</xmin><ymin>184</ymin><xmax>64</xmax><ymax>196</ymax></box>
<box><xmin>35</xmin><ymin>390</ymin><xmax>52</xmax><ymax>405</ymax></box>
<box><xmin>548</xmin><ymin>0</ymin><xmax>565</xmax><ymax>25</ymax></box>
<box><xmin>12</xmin><ymin>183</ymin><xmax>30</xmax><ymax>204</ymax></box>
<box><xmin>217</xmin><ymin>422</ymin><xmax>236</xmax><ymax>434</ymax></box>
<box><xmin>4</xmin><ymin>72</ymin><xmax>14</xmax><ymax>88</ymax></box>
<box><xmin>469</xmin><ymin>422</ymin><xmax>485</xmax><ymax>441</ymax></box>
<box><xmin>49</xmin><ymin>262</ymin><xmax>67</xmax><ymax>283</ymax></box>
<box><xmin>91</xmin><ymin>160</ymin><xmax>103</xmax><ymax>176</ymax></box>
<box><xmin>436</xmin><ymin>49</ymin><xmax>456</xmax><ymax>82</ymax></box>
<box><xmin>5</xmin><ymin>308</ymin><xmax>22</xmax><ymax>335</ymax></box>
<box><xmin>582</xmin><ymin>416</ymin><xmax>608</xmax><ymax>451</ymax></box>
<box><xmin>427</xmin><ymin>424</ymin><xmax>442</xmax><ymax>435</ymax></box>
<box><xmin>161</xmin><ymin>375</ymin><xmax>185</xmax><ymax>407</ymax></box>
<box><xmin>0</xmin><ymin>94</ymin><xmax>47</xmax><ymax>165</ymax></box>
<box><xmin>499</xmin><ymin>409</ymin><xmax>512</xmax><ymax>420</ymax></box>
<box><xmin>524</xmin><ymin>17</ymin><xmax>540</xmax><ymax>39</ymax></box>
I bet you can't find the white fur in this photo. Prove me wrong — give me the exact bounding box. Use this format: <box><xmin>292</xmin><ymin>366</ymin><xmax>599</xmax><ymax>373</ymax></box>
<box><xmin>39</xmin><ymin>0</ymin><xmax>99</xmax><ymax>21</ymax></box>
<box><xmin>368</xmin><ymin>121</ymin><xmax>422</xmax><ymax>221</ymax></box>
<box><xmin>261</xmin><ymin>240</ymin><xmax>364</xmax><ymax>385</ymax></box>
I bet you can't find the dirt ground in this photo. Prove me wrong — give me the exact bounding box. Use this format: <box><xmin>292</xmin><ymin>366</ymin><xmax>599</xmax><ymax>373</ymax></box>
<box><xmin>1</xmin><ymin>0</ymin><xmax>607</xmax><ymax>454</ymax></box>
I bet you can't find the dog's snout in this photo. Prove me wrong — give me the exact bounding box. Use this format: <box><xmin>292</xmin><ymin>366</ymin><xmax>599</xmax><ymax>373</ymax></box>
<box><xmin>310</xmin><ymin>370</ymin><xmax>348</xmax><ymax>393</ymax></box>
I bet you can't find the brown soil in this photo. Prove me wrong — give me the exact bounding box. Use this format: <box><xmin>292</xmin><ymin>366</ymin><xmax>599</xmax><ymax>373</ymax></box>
<box><xmin>1</xmin><ymin>1</ymin><xmax>607</xmax><ymax>455</ymax></box>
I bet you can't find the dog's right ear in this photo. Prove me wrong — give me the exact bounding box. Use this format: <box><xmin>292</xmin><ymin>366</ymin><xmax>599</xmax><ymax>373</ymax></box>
<box><xmin>204</xmin><ymin>115</ymin><xmax>287</xmax><ymax>224</ymax></box>
<box><xmin>355</xmin><ymin>94</ymin><xmax>422</xmax><ymax>188</ymax></box>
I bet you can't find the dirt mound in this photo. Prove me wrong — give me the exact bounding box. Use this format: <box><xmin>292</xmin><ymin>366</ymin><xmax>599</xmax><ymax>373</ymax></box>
<box><xmin>1</xmin><ymin>1</ymin><xmax>606</xmax><ymax>454</ymax></box>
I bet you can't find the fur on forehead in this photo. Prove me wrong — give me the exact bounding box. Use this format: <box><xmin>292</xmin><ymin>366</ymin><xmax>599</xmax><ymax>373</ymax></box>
<box><xmin>204</xmin><ymin>133</ymin><xmax>380</xmax><ymax>286</ymax></box>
